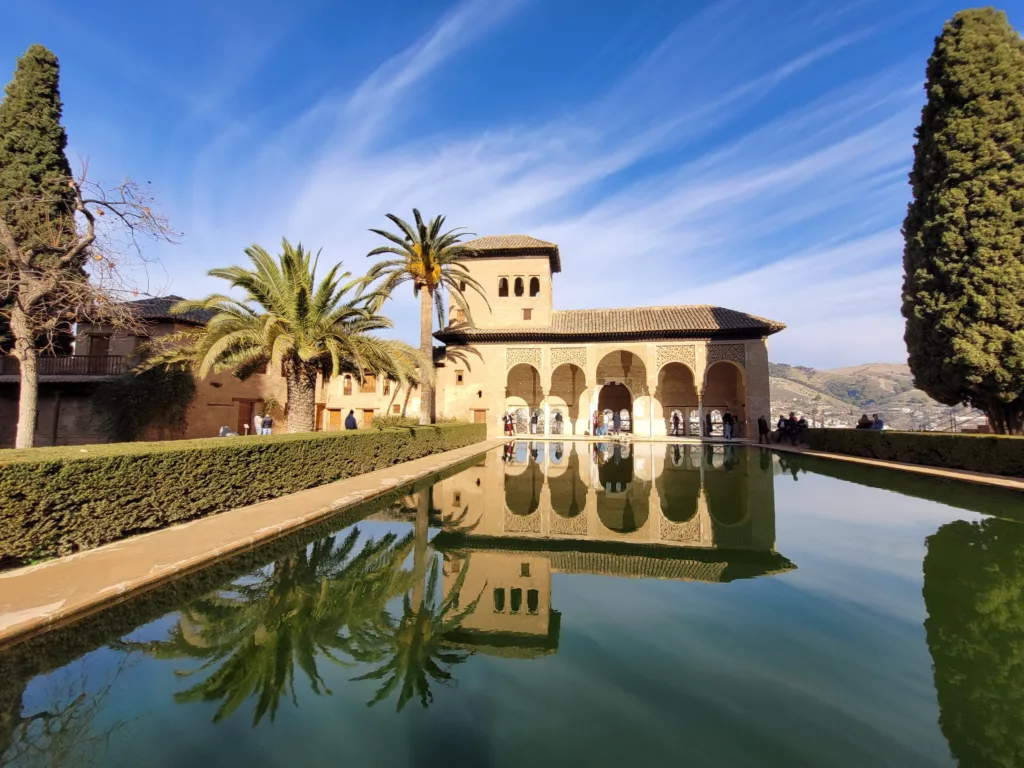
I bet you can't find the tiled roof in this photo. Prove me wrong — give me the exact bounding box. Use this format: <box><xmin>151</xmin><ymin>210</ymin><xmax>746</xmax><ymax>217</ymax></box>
<box><xmin>435</xmin><ymin>305</ymin><xmax>785</xmax><ymax>343</ymax></box>
<box><xmin>461</xmin><ymin>234</ymin><xmax>561</xmax><ymax>273</ymax></box>
<box><xmin>126</xmin><ymin>295</ymin><xmax>216</xmax><ymax>327</ymax></box>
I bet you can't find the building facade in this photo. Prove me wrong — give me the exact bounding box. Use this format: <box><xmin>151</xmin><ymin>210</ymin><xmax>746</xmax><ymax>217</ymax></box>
<box><xmin>428</xmin><ymin>235</ymin><xmax>784</xmax><ymax>439</ymax></box>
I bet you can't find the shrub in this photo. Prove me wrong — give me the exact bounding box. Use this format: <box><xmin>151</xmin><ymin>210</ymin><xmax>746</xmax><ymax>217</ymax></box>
<box><xmin>0</xmin><ymin>423</ymin><xmax>486</xmax><ymax>567</ymax></box>
<box><xmin>371</xmin><ymin>415</ymin><xmax>420</xmax><ymax>431</ymax></box>
<box><xmin>802</xmin><ymin>429</ymin><xmax>1024</xmax><ymax>478</ymax></box>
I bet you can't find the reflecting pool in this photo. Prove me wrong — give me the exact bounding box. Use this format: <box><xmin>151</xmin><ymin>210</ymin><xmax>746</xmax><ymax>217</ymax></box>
<box><xmin>2</xmin><ymin>442</ymin><xmax>1023</xmax><ymax>767</ymax></box>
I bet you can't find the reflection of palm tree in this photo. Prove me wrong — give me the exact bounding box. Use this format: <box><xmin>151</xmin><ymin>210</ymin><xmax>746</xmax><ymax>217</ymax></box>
<box><xmin>353</xmin><ymin>489</ymin><xmax>481</xmax><ymax>710</ymax></box>
<box><xmin>129</xmin><ymin>529</ymin><xmax>413</xmax><ymax>725</ymax></box>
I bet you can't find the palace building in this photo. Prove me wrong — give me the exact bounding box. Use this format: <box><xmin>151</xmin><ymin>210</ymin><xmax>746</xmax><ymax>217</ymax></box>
<box><xmin>425</xmin><ymin>235</ymin><xmax>785</xmax><ymax>440</ymax></box>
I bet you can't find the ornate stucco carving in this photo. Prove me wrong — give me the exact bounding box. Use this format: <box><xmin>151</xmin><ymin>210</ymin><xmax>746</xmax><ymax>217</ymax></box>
<box><xmin>551</xmin><ymin>347</ymin><xmax>587</xmax><ymax>370</ymax></box>
<box><xmin>506</xmin><ymin>347</ymin><xmax>542</xmax><ymax>371</ymax></box>
<box><xmin>660</xmin><ymin>516</ymin><xmax>701</xmax><ymax>543</ymax></box>
<box><xmin>550</xmin><ymin>511</ymin><xmax>588</xmax><ymax>536</ymax></box>
<box><xmin>706</xmin><ymin>343</ymin><xmax>746</xmax><ymax>368</ymax></box>
<box><xmin>504</xmin><ymin>509</ymin><xmax>542</xmax><ymax>534</ymax></box>
<box><xmin>655</xmin><ymin>344</ymin><xmax>697</xmax><ymax>372</ymax></box>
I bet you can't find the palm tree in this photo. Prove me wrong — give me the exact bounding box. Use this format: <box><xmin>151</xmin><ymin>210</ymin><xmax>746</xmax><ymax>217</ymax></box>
<box><xmin>365</xmin><ymin>210</ymin><xmax>487</xmax><ymax>424</ymax></box>
<box><xmin>126</xmin><ymin>529</ymin><xmax>414</xmax><ymax>725</ymax></box>
<box><xmin>146</xmin><ymin>239</ymin><xmax>419</xmax><ymax>432</ymax></box>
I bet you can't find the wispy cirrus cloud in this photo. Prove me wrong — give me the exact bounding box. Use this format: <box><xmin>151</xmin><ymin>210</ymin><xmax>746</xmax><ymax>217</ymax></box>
<box><xmin>168</xmin><ymin>0</ymin><xmax>924</xmax><ymax>368</ymax></box>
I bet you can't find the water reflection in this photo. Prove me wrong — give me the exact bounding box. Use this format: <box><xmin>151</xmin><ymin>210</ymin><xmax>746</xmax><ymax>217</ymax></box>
<box><xmin>924</xmin><ymin>517</ymin><xmax>1024</xmax><ymax>768</ymax></box>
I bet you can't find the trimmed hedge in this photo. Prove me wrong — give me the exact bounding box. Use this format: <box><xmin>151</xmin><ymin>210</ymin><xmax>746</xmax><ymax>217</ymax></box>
<box><xmin>0</xmin><ymin>423</ymin><xmax>486</xmax><ymax>567</ymax></box>
<box><xmin>802</xmin><ymin>428</ymin><xmax>1024</xmax><ymax>478</ymax></box>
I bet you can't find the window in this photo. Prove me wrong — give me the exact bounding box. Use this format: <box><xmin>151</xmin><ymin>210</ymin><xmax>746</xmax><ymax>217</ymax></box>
<box><xmin>392</xmin><ymin>404</ymin><xmax>401</xmax><ymax>414</ymax></box>
<box><xmin>527</xmin><ymin>589</ymin><xmax>539</xmax><ymax>615</ymax></box>
<box><xmin>255</xmin><ymin>362</ymin><xmax>268</xmax><ymax>375</ymax></box>
<box><xmin>514</xmin><ymin>277</ymin><xmax>524</xmax><ymax>297</ymax></box>
<box><xmin>459</xmin><ymin>281</ymin><xmax>466</xmax><ymax>292</ymax></box>
<box><xmin>453</xmin><ymin>491</ymin><xmax>461</xmax><ymax>507</ymax></box>
<box><xmin>498</xmin><ymin>277</ymin><xmax>509</xmax><ymax>297</ymax></box>
<box><xmin>383</xmin><ymin>379</ymin><xmax>391</xmax><ymax>396</ymax></box>
<box><xmin>493</xmin><ymin>588</ymin><xmax>506</xmax><ymax>613</ymax></box>
<box><xmin>510</xmin><ymin>588</ymin><xmax>523</xmax><ymax>614</ymax></box>
<box><xmin>520</xmin><ymin>562</ymin><xmax>530</xmax><ymax>577</ymax></box>
<box><xmin>453</xmin><ymin>308</ymin><xmax>466</xmax><ymax>325</ymax></box>
<box><xmin>529</xmin><ymin>276</ymin><xmax>540</xmax><ymax>297</ymax></box>
<box><xmin>343</xmin><ymin>376</ymin><xmax>352</xmax><ymax>396</ymax></box>
<box><xmin>456</xmin><ymin>370</ymin><xmax>465</xmax><ymax>385</ymax></box>
<box><xmin>523</xmin><ymin>308</ymin><xmax>532</xmax><ymax>321</ymax></box>
<box><xmin>360</xmin><ymin>374</ymin><xmax>376</xmax><ymax>393</ymax></box>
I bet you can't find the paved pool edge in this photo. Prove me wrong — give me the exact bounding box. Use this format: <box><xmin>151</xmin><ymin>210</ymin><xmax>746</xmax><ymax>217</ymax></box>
<box><xmin>0</xmin><ymin>439</ymin><xmax>503</xmax><ymax>650</ymax></box>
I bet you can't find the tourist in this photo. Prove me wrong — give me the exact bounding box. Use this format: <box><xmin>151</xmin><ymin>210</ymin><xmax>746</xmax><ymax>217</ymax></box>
<box><xmin>530</xmin><ymin>410</ymin><xmax>539</xmax><ymax>434</ymax></box>
<box><xmin>704</xmin><ymin>411</ymin><xmax>712</xmax><ymax>437</ymax></box>
<box><xmin>253</xmin><ymin>412</ymin><xmax>263</xmax><ymax>435</ymax></box>
<box><xmin>856</xmin><ymin>414</ymin><xmax>872</xmax><ymax>429</ymax></box>
<box><xmin>757</xmin><ymin>415</ymin><xmax>769</xmax><ymax>444</ymax></box>
<box><xmin>870</xmin><ymin>413</ymin><xmax>885</xmax><ymax>430</ymax></box>
<box><xmin>218</xmin><ymin>425</ymin><xmax>238</xmax><ymax>437</ymax></box>
<box><xmin>554</xmin><ymin>411</ymin><xmax>564</xmax><ymax>434</ymax></box>
<box><xmin>345</xmin><ymin>410</ymin><xmax>358</xmax><ymax>430</ymax></box>
<box><xmin>671</xmin><ymin>411</ymin><xmax>681</xmax><ymax>437</ymax></box>
<box><xmin>786</xmin><ymin>412</ymin><xmax>799</xmax><ymax>445</ymax></box>
<box><xmin>261</xmin><ymin>413</ymin><xmax>274</xmax><ymax>435</ymax></box>
<box><xmin>723</xmin><ymin>410</ymin><xmax>733</xmax><ymax>440</ymax></box>
<box><xmin>612</xmin><ymin>410</ymin><xmax>621</xmax><ymax>435</ymax></box>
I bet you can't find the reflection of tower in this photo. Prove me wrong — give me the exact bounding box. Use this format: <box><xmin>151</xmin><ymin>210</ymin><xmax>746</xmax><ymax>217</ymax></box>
<box><xmin>441</xmin><ymin>552</ymin><xmax>560</xmax><ymax>658</ymax></box>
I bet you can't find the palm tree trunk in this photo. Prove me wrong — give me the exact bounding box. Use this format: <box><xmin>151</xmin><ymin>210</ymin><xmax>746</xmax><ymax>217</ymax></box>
<box><xmin>285</xmin><ymin>360</ymin><xmax>318</xmax><ymax>433</ymax></box>
<box><xmin>412</xmin><ymin>487</ymin><xmax>430</xmax><ymax>610</ymax></box>
<box><xmin>11</xmin><ymin>306</ymin><xmax>38</xmax><ymax>449</ymax></box>
<box><xmin>418</xmin><ymin>285</ymin><xmax>434</xmax><ymax>425</ymax></box>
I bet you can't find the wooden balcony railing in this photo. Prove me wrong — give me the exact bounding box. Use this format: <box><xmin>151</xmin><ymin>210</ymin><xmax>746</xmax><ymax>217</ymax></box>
<box><xmin>0</xmin><ymin>355</ymin><xmax>128</xmax><ymax>376</ymax></box>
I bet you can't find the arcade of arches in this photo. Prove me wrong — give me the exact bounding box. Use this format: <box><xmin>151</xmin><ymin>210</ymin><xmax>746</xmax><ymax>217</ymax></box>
<box><xmin>497</xmin><ymin>343</ymin><xmax>763</xmax><ymax>438</ymax></box>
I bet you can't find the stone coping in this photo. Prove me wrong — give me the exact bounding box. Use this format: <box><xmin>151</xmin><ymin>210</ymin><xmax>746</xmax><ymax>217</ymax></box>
<box><xmin>0</xmin><ymin>439</ymin><xmax>503</xmax><ymax>649</ymax></box>
<box><xmin>766</xmin><ymin>441</ymin><xmax>1024</xmax><ymax>491</ymax></box>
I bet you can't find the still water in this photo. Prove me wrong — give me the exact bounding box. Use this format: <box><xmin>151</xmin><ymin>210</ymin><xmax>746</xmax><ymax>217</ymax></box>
<box><xmin>2</xmin><ymin>442</ymin><xmax>1024</xmax><ymax>767</ymax></box>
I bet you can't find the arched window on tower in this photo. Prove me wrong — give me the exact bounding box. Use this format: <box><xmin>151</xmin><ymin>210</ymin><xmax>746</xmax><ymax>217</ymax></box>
<box><xmin>498</xmin><ymin>277</ymin><xmax>509</xmax><ymax>297</ymax></box>
<box><xmin>529</xmin><ymin>276</ymin><xmax>540</xmax><ymax>297</ymax></box>
<box><xmin>514</xmin><ymin>277</ymin><xmax>524</xmax><ymax>297</ymax></box>
<box><xmin>343</xmin><ymin>375</ymin><xmax>352</xmax><ymax>396</ymax></box>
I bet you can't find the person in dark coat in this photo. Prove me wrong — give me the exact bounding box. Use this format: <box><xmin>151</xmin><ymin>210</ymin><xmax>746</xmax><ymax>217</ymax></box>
<box><xmin>704</xmin><ymin>411</ymin><xmax>712</xmax><ymax>437</ymax></box>
<box><xmin>757</xmin><ymin>415</ymin><xmax>769</xmax><ymax>444</ymax></box>
<box><xmin>345</xmin><ymin>410</ymin><xmax>358</xmax><ymax>430</ymax></box>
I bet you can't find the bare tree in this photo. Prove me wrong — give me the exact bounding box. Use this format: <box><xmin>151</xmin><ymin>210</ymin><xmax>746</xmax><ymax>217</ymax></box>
<box><xmin>0</xmin><ymin>166</ymin><xmax>176</xmax><ymax>448</ymax></box>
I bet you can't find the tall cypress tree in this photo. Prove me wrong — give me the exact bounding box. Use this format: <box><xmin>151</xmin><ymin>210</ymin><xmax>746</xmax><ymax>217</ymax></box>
<box><xmin>0</xmin><ymin>44</ymin><xmax>76</xmax><ymax>256</ymax></box>
<box><xmin>902</xmin><ymin>8</ymin><xmax>1024</xmax><ymax>435</ymax></box>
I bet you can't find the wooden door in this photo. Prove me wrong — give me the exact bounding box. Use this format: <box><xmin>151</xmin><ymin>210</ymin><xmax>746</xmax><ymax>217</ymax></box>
<box><xmin>473</xmin><ymin>409</ymin><xmax>487</xmax><ymax>424</ymax></box>
<box><xmin>328</xmin><ymin>410</ymin><xmax>342</xmax><ymax>431</ymax></box>
<box><xmin>363</xmin><ymin>409</ymin><xmax>375</xmax><ymax>428</ymax></box>
<box><xmin>237</xmin><ymin>402</ymin><xmax>254</xmax><ymax>435</ymax></box>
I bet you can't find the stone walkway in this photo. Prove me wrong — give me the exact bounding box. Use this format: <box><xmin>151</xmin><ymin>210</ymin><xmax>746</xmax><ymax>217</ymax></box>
<box><xmin>0</xmin><ymin>439</ymin><xmax>503</xmax><ymax>649</ymax></box>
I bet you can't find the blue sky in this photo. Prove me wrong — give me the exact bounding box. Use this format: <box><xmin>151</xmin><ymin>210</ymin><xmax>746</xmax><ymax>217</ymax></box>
<box><xmin>4</xmin><ymin>0</ymin><xmax>1022</xmax><ymax>368</ymax></box>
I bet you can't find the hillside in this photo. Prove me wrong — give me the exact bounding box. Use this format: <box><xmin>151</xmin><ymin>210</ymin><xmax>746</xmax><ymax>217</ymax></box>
<box><xmin>768</xmin><ymin>362</ymin><xmax>986</xmax><ymax>431</ymax></box>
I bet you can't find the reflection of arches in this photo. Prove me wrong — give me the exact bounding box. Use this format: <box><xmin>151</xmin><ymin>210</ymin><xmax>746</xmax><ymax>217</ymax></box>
<box><xmin>657</xmin><ymin>445</ymin><xmax>701</xmax><ymax>522</ymax></box>
<box><xmin>549</xmin><ymin>363</ymin><xmax>586</xmax><ymax>433</ymax></box>
<box><xmin>704</xmin><ymin>447</ymin><xmax>748</xmax><ymax>526</ymax></box>
<box><xmin>505</xmin><ymin>458</ymin><xmax>544</xmax><ymax>515</ymax></box>
<box><xmin>549</xmin><ymin>448</ymin><xmax>588</xmax><ymax>518</ymax></box>
<box><xmin>596</xmin><ymin>445</ymin><xmax>650</xmax><ymax>532</ymax></box>
<box><xmin>656</xmin><ymin>362</ymin><xmax>698</xmax><ymax>436</ymax></box>
<box><xmin>529</xmin><ymin>276</ymin><xmax>540</xmax><ymax>297</ymax></box>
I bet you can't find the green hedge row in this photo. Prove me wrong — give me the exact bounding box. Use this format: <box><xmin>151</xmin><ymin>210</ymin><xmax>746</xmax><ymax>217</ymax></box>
<box><xmin>802</xmin><ymin>428</ymin><xmax>1024</xmax><ymax>478</ymax></box>
<box><xmin>0</xmin><ymin>423</ymin><xmax>486</xmax><ymax>567</ymax></box>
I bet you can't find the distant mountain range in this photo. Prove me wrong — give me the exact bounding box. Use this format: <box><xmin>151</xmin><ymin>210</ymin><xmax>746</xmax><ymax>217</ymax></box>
<box><xmin>768</xmin><ymin>362</ymin><xmax>986</xmax><ymax>431</ymax></box>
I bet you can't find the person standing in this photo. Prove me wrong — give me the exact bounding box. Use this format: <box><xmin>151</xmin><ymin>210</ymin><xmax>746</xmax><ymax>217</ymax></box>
<box><xmin>530</xmin><ymin>410</ymin><xmax>539</xmax><ymax>435</ymax></box>
<box><xmin>554</xmin><ymin>411</ymin><xmax>563</xmax><ymax>434</ymax></box>
<box><xmin>253</xmin><ymin>412</ymin><xmax>263</xmax><ymax>436</ymax></box>
<box><xmin>671</xmin><ymin>411</ymin><xmax>681</xmax><ymax>437</ymax></box>
<box><xmin>612</xmin><ymin>410</ymin><xmax>621</xmax><ymax>435</ymax></box>
<box><xmin>345</xmin><ymin>410</ymin><xmax>358</xmax><ymax>430</ymax></box>
<box><xmin>723</xmin><ymin>410</ymin><xmax>733</xmax><ymax>440</ymax></box>
<box><xmin>757</xmin><ymin>415</ymin><xmax>769</xmax><ymax>444</ymax></box>
<box><xmin>261</xmin><ymin>412</ymin><xmax>274</xmax><ymax>435</ymax></box>
<box><xmin>704</xmin><ymin>411</ymin><xmax>712</xmax><ymax>437</ymax></box>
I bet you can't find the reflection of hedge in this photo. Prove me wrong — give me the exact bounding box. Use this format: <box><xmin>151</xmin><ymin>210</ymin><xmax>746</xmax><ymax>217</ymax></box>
<box><xmin>803</xmin><ymin>428</ymin><xmax>1024</xmax><ymax>478</ymax></box>
<box><xmin>0</xmin><ymin>424</ymin><xmax>486</xmax><ymax>567</ymax></box>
